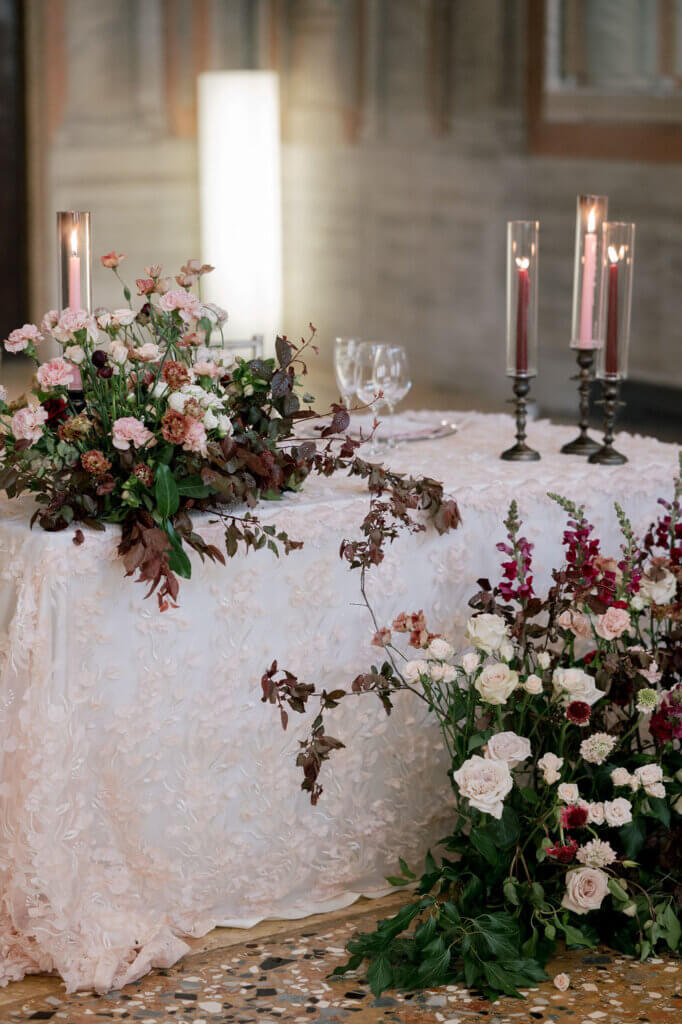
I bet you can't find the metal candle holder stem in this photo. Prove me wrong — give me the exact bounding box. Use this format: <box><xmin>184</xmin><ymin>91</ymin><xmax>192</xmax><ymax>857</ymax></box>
<box><xmin>589</xmin><ymin>377</ymin><xmax>627</xmax><ymax>465</ymax></box>
<box><xmin>560</xmin><ymin>349</ymin><xmax>601</xmax><ymax>455</ymax></box>
<box><xmin>501</xmin><ymin>375</ymin><xmax>540</xmax><ymax>461</ymax></box>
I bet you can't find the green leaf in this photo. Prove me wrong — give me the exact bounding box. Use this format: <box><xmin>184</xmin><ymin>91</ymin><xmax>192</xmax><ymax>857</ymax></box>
<box><xmin>503</xmin><ymin>880</ymin><xmax>520</xmax><ymax>906</ymax></box>
<box><xmin>414</xmin><ymin>915</ymin><xmax>437</xmax><ymax>949</ymax></box>
<box><xmin>608</xmin><ymin>878</ymin><xmax>629</xmax><ymax>904</ymax></box>
<box><xmin>261</xmin><ymin>488</ymin><xmax>282</xmax><ymax>501</ymax></box>
<box><xmin>488</xmin><ymin>806</ymin><xmax>520</xmax><ymax>849</ymax></box>
<box><xmin>167</xmin><ymin>543</ymin><xmax>192</xmax><ymax>578</ymax></box>
<box><xmin>619</xmin><ymin>818</ymin><xmax>646</xmax><ymax>859</ymax></box>
<box><xmin>176</xmin><ymin>475</ymin><xmax>212</xmax><ymax>498</ymax></box>
<box><xmin>470</xmin><ymin>829</ymin><xmax>499</xmax><ymax>867</ymax></box>
<box><xmin>467</xmin><ymin>732</ymin><xmax>488</xmax><ymax>752</ymax></box>
<box><xmin>647</xmin><ymin>796</ymin><xmax>671</xmax><ymax>829</ymax></box>
<box><xmin>658</xmin><ymin>905</ymin><xmax>681</xmax><ymax>952</ymax></box>
<box><xmin>560</xmin><ymin>921</ymin><xmax>595</xmax><ymax>949</ymax></box>
<box><xmin>482</xmin><ymin>961</ymin><xmax>521</xmax><ymax>998</ymax></box>
<box><xmin>366</xmin><ymin>952</ymin><xmax>392</xmax><ymax>996</ymax></box>
<box><xmin>155</xmin><ymin>464</ymin><xmax>179</xmax><ymax>518</ymax></box>
<box><xmin>385</xmin><ymin>876</ymin><xmax>410</xmax><ymax>887</ymax></box>
<box><xmin>399</xmin><ymin>858</ymin><xmax>416</xmax><ymax>880</ymax></box>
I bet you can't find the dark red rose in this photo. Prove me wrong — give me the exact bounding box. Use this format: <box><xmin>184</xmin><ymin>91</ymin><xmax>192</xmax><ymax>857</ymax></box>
<box><xmin>41</xmin><ymin>396</ymin><xmax>68</xmax><ymax>424</ymax></box>
<box><xmin>566</xmin><ymin>701</ymin><xmax>591</xmax><ymax>726</ymax></box>
<box><xmin>559</xmin><ymin>804</ymin><xmax>589</xmax><ymax>830</ymax></box>
<box><xmin>547</xmin><ymin>838</ymin><xmax>578</xmax><ymax>863</ymax></box>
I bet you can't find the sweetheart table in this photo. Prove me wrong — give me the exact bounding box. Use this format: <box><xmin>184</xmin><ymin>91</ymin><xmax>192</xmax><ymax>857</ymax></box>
<box><xmin>0</xmin><ymin>410</ymin><xmax>678</xmax><ymax>993</ymax></box>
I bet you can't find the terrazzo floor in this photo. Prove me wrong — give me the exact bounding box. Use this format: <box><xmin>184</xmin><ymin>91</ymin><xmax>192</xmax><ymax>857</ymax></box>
<box><xmin>0</xmin><ymin>895</ymin><xmax>679</xmax><ymax>1024</ymax></box>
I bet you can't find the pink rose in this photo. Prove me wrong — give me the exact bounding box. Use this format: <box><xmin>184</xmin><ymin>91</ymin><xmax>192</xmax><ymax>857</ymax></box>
<box><xmin>5</xmin><ymin>323</ymin><xmax>41</xmax><ymax>353</ymax></box>
<box><xmin>595</xmin><ymin>606</ymin><xmax>630</xmax><ymax>641</ymax></box>
<box><xmin>158</xmin><ymin>289</ymin><xmax>202</xmax><ymax>322</ymax></box>
<box><xmin>182</xmin><ymin>417</ymin><xmax>208</xmax><ymax>457</ymax></box>
<box><xmin>111</xmin><ymin>416</ymin><xmax>156</xmax><ymax>451</ymax></box>
<box><xmin>11</xmin><ymin>405</ymin><xmax>48</xmax><ymax>444</ymax></box>
<box><xmin>36</xmin><ymin>357</ymin><xmax>73</xmax><ymax>389</ymax></box>
<box><xmin>558</xmin><ymin>609</ymin><xmax>592</xmax><ymax>639</ymax></box>
<box><xmin>561</xmin><ymin>867</ymin><xmax>609</xmax><ymax>915</ymax></box>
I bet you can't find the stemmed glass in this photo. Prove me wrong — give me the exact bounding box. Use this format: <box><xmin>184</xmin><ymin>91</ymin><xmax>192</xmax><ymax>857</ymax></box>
<box><xmin>381</xmin><ymin>345</ymin><xmax>412</xmax><ymax>448</ymax></box>
<box><xmin>354</xmin><ymin>341</ymin><xmax>387</xmax><ymax>456</ymax></box>
<box><xmin>333</xmin><ymin>337</ymin><xmax>360</xmax><ymax>408</ymax></box>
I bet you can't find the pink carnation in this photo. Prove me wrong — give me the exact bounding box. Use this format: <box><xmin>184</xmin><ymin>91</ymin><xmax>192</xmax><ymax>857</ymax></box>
<box><xmin>36</xmin><ymin>357</ymin><xmax>73</xmax><ymax>389</ymax></box>
<box><xmin>192</xmin><ymin>360</ymin><xmax>220</xmax><ymax>378</ymax></box>
<box><xmin>595</xmin><ymin>606</ymin><xmax>631</xmax><ymax>641</ymax></box>
<box><xmin>158</xmin><ymin>289</ymin><xmax>202</xmax><ymax>323</ymax></box>
<box><xmin>182</xmin><ymin>417</ymin><xmax>208</xmax><ymax>456</ymax></box>
<box><xmin>11</xmin><ymin>405</ymin><xmax>48</xmax><ymax>444</ymax></box>
<box><xmin>53</xmin><ymin>309</ymin><xmax>96</xmax><ymax>344</ymax></box>
<box><xmin>5</xmin><ymin>323</ymin><xmax>41</xmax><ymax>353</ymax></box>
<box><xmin>111</xmin><ymin>416</ymin><xmax>156</xmax><ymax>451</ymax></box>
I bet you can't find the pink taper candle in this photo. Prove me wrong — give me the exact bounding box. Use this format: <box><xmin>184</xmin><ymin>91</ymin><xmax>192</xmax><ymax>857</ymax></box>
<box><xmin>67</xmin><ymin>229</ymin><xmax>83</xmax><ymax>388</ymax></box>
<box><xmin>578</xmin><ymin>206</ymin><xmax>597</xmax><ymax>347</ymax></box>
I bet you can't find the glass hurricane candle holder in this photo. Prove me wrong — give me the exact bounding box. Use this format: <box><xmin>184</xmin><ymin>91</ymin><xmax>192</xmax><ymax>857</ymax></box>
<box><xmin>57</xmin><ymin>211</ymin><xmax>92</xmax><ymax>314</ymax></box>
<box><xmin>502</xmin><ymin>220</ymin><xmax>540</xmax><ymax>461</ymax></box>
<box><xmin>562</xmin><ymin>194</ymin><xmax>609</xmax><ymax>456</ymax></box>
<box><xmin>589</xmin><ymin>221</ymin><xmax>636</xmax><ymax>466</ymax></box>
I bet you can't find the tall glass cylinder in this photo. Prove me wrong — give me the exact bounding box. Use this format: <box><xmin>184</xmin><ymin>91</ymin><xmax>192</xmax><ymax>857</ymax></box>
<box><xmin>506</xmin><ymin>221</ymin><xmax>539</xmax><ymax>378</ymax></box>
<box><xmin>596</xmin><ymin>221</ymin><xmax>635</xmax><ymax>380</ymax></box>
<box><xmin>570</xmin><ymin>194</ymin><xmax>608</xmax><ymax>349</ymax></box>
<box><xmin>57</xmin><ymin>211</ymin><xmax>92</xmax><ymax>313</ymax></box>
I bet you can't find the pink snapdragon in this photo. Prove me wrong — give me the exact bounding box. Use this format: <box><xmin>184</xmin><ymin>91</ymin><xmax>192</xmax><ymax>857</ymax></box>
<box><xmin>4</xmin><ymin>323</ymin><xmax>42</xmax><ymax>353</ymax></box>
<box><xmin>111</xmin><ymin>416</ymin><xmax>156</xmax><ymax>451</ymax></box>
<box><xmin>36</xmin><ymin>357</ymin><xmax>73</xmax><ymax>389</ymax></box>
<box><xmin>11</xmin><ymin>405</ymin><xmax>48</xmax><ymax>444</ymax></box>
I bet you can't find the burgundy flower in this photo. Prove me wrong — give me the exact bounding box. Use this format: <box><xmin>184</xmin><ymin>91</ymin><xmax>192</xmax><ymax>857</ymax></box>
<box><xmin>91</xmin><ymin>349</ymin><xmax>108</xmax><ymax>368</ymax></box>
<box><xmin>559</xmin><ymin>804</ymin><xmax>589</xmax><ymax>830</ymax></box>
<box><xmin>547</xmin><ymin>838</ymin><xmax>578</xmax><ymax>863</ymax></box>
<box><xmin>566</xmin><ymin>701</ymin><xmax>591</xmax><ymax>726</ymax></box>
<box><xmin>41</xmin><ymin>396</ymin><xmax>68</xmax><ymax>424</ymax></box>
<box><xmin>98</xmin><ymin>365</ymin><xmax>114</xmax><ymax>379</ymax></box>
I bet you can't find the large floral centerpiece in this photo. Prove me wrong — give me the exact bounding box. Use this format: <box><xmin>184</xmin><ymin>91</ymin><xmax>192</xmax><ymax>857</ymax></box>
<box><xmin>0</xmin><ymin>255</ymin><xmax>460</xmax><ymax>607</ymax></box>
<box><xmin>264</xmin><ymin>463</ymin><xmax>682</xmax><ymax>998</ymax></box>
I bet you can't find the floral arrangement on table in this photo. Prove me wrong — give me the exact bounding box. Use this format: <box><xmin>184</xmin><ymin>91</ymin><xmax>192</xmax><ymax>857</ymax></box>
<box><xmin>262</xmin><ymin>459</ymin><xmax>682</xmax><ymax>1000</ymax></box>
<box><xmin>0</xmin><ymin>255</ymin><xmax>460</xmax><ymax>608</ymax></box>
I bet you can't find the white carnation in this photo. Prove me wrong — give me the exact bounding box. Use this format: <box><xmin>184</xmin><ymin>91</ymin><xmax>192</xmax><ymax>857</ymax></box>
<box><xmin>461</xmin><ymin>652</ymin><xmax>480</xmax><ymax>675</ymax></box>
<box><xmin>428</xmin><ymin>637</ymin><xmax>454</xmax><ymax>662</ymax></box>
<box><xmin>403</xmin><ymin>660</ymin><xmax>428</xmax><ymax>684</ymax></box>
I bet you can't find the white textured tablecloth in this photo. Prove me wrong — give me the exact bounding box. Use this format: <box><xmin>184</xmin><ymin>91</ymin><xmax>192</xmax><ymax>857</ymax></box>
<box><xmin>0</xmin><ymin>411</ymin><xmax>678</xmax><ymax>992</ymax></box>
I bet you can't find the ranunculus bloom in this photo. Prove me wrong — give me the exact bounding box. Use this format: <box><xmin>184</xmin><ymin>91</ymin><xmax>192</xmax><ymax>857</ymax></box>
<box><xmin>111</xmin><ymin>416</ymin><xmax>155</xmax><ymax>451</ymax></box>
<box><xmin>11</xmin><ymin>405</ymin><xmax>48</xmax><ymax>444</ymax></box>
<box><xmin>561</xmin><ymin>867</ymin><xmax>609</xmax><ymax>915</ymax></box>
<box><xmin>101</xmin><ymin>251</ymin><xmax>126</xmax><ymax>268</ymax></box>
<box><xmin>36</xmin><ymin>357</ymin><xmax>73</xmax><ymax>389</ymax></box>
<box><xmin>566</xmin><ymin>700</ymin><xmax>591</xmax><ymax>726</ymax></box>
<box><xmin>484</xmin><ymin>731</ymin><xmax>531</xmax><ymax>768</ymax></box>
<box><xmin>452</xmin><ymin>755</ymin><xmax>513</xmax><ymax>819</ymax></box>
<box><xmin>465</xmin><ymin>613</ymin><xmax>508</xmax><ymax>653</ymax></box>
<box><xmin>595</xmin><ymin>606</ymin><xmax>631</xmax><ymax>641</ymax></box>
<box><xmin>475</xmin><ymin>663</ymin><xmax>518</xmax><ymax>705</ymax></box>
<box><xmin>553</xmin><ymin>667</ymin><xmax>602</xmax><ymax>707</ymax></box>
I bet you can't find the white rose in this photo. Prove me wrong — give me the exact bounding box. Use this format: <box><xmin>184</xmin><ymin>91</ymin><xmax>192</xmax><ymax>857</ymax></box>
<box><xmin>537</xmin><ymin>651</ymin><xmax>551</xmax><ymax>670</ymax></box>
<box><xmin>461</xmin><ymin>652</ymin><xmax>480</xmax><ymax>675</ymax></box>
<box><xmin>552</xmin><ymin>667</ymin><xmax>602</xmax><ymax>707</ymax></box>
<box><xmin>428</xmin><ymin>637</ymin><xmax>454</xmax><ymax>662</ymax></box>
<box><xmin>64</xmin><ymin>344</ymin><xmax>86</xmax><ymax>364</ymax></box>
<box><xmin>168</xmin><ymin>391</ymin><xmax>188</xmax><ymax>413</ymax></box>
<box><xmin>429</xmin><ymin>662</ymin><xmax>445</xmax><ymax>682</ymax></box>
<box><xmin>475</xmin><ymin>663</ymin><xmax>518</xmax><ymax>705</ymax></box>
<box><xmin>499</xmin><ymin>641</ymin><xmax>514</xmax><ymax>662</ymax></box>
<box><xmin>639</xmin><ymin>569</ymin><xmax>677</xmax><ymax>606</ymax></box>
<box><xmin>452</xmin><ymin>755</ymin><xmax>513</xmax><ymax>819</ymax></box>
<box><xmin>553</xmin><ymin>973</ymin><xmax>570</xmax><ymax>992</ymax></box>
<box><xmin>203</xmin><ymin>408</ymin><xmax>218</xmax><ymax>430</ymax></box>
<box><xmin>484</xmin><ymin>731</ymin><xmax>531</xmax><ymax>768</ymax></box>
<box><xmin>645</xmin><ymin>782</ymin><xmax>666</xmax><ymax>799</ymax></box>
<box><xmin>561</xmin><ymin>867</ymin><xmax>609</xmax><ymax>915</ymax></box>
<box><xmin>558</xmin><ymin>783</ymin><xmax>580</xmax><ymax>804</ymax></box>
<box><xmin>611</xmin><ymin>767</ymin><xmax>631</xmax><ymax>788</ymax></box>
<box><xmin>587</xmin><ymin>802</ymin><xmax>605</xmax><ymax>826</ymax></box>
<box><xmin>442</xmin><ymin>665</ymin><xmax>457</xmax><ymax>683</ymax></box>
<box><xmin>465</xmin><ymin>613</ymin><xmax>508</xmax><ymax>654</ymax></box>
<box><xmin>633</xmin><ymin>764</ymin><xmax>663</xmax><ymax>788</ymax></box>
<box><xmin>604</xmin><ymin>797</ymin><xmax>633</xmax><ymax>827</ymax></box>
<box><xmin>538</xmin><ymin>752</ymin><xmax>564</xmax><ymax>785</ymax></box>
<box><xmin>524</xmin><ymin>674</ymin><xmax>543</xmax><ymax>695</ymax></box>
<box><xmin>216</xmin><ymin>413</ymin><xmax>233</xmax><ymax>437</ymax></box>
<box><xmin>403</xmin><ymin>660</ymin><xmax>428</xmax><ymax>684</ymax></box>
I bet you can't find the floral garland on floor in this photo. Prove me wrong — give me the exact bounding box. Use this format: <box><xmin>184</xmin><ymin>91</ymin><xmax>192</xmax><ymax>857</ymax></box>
<box><xmin>0</xmin><ymin>255</ymin><xmax>460</xmax><ymax>607</ymax></box>
<box><xmin>263</xmin><ymin>458</ymin><xmax>682</xmax><ymax>1000</ymax></box>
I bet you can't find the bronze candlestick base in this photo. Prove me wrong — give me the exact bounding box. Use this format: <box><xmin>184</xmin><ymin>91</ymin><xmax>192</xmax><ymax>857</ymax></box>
<box><xmin>501</xmin><ymin>376</ymin><xmax>540</xmax><ymax>462</ymax></box>
<box><xmin>589</xmin><ymin>377</ymin><xmax>627</xmax><ymax>465</ymax></box>
<box><xmin>561</xmin><ymin>349</ymin><xmax>601</xmax><ymax>456</ymax></box>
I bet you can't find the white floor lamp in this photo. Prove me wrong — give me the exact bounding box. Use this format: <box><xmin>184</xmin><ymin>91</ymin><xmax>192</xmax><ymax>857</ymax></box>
<box><xmin>198</xmin><ymin>71</ymin><xmax>283</xmax><ymax>352</ymax></box>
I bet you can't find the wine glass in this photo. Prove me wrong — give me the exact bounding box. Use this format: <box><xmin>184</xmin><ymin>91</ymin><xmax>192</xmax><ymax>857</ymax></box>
<box><xmin>376</xmin><ymin>345</ymin><xmax>412</xmax><ymax>448</ymax></box>
<box><xmin>333</xmin><ymin>337</ymin><xmax>360</xmax><ymax>408</ymax></box>
<box><xmin>354</xmin><ymin>341</ymin><xmax>388</xmax><ymax>455</ymax></box>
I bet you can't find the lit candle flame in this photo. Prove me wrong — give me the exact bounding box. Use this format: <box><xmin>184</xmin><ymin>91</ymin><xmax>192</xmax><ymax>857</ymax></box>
<box><xmin>515</xmin><ymin>256</ymin><xmax>529</xmax><ymax>270</ymax></box>
<box><xmin>608</xmin><ymin>244</ymin><xmax>625</xmax><ymax>264</ymax></box>
<box><xmin>587</xmin><ymin>206</ymin><xmax>597</xmax><ymax>233</ymax></box>
<box><xmin>70</xmin><ymin>228</ymin><xmax>79</xmax><ymax>257</ymax></box>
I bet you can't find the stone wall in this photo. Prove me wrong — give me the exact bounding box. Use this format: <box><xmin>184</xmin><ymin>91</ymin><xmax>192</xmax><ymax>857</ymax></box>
<box><xmin>26</xmin><ymin>0</ymin><xmax>682</xmax><ymax>413</ymax></box>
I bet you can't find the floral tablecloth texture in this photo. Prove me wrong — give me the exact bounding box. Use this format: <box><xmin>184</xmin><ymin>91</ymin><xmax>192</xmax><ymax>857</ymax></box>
<box><xmin>0</xmin><ymin>411</ymin><xmax>678</xmax><ymax>993</ymax></box>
